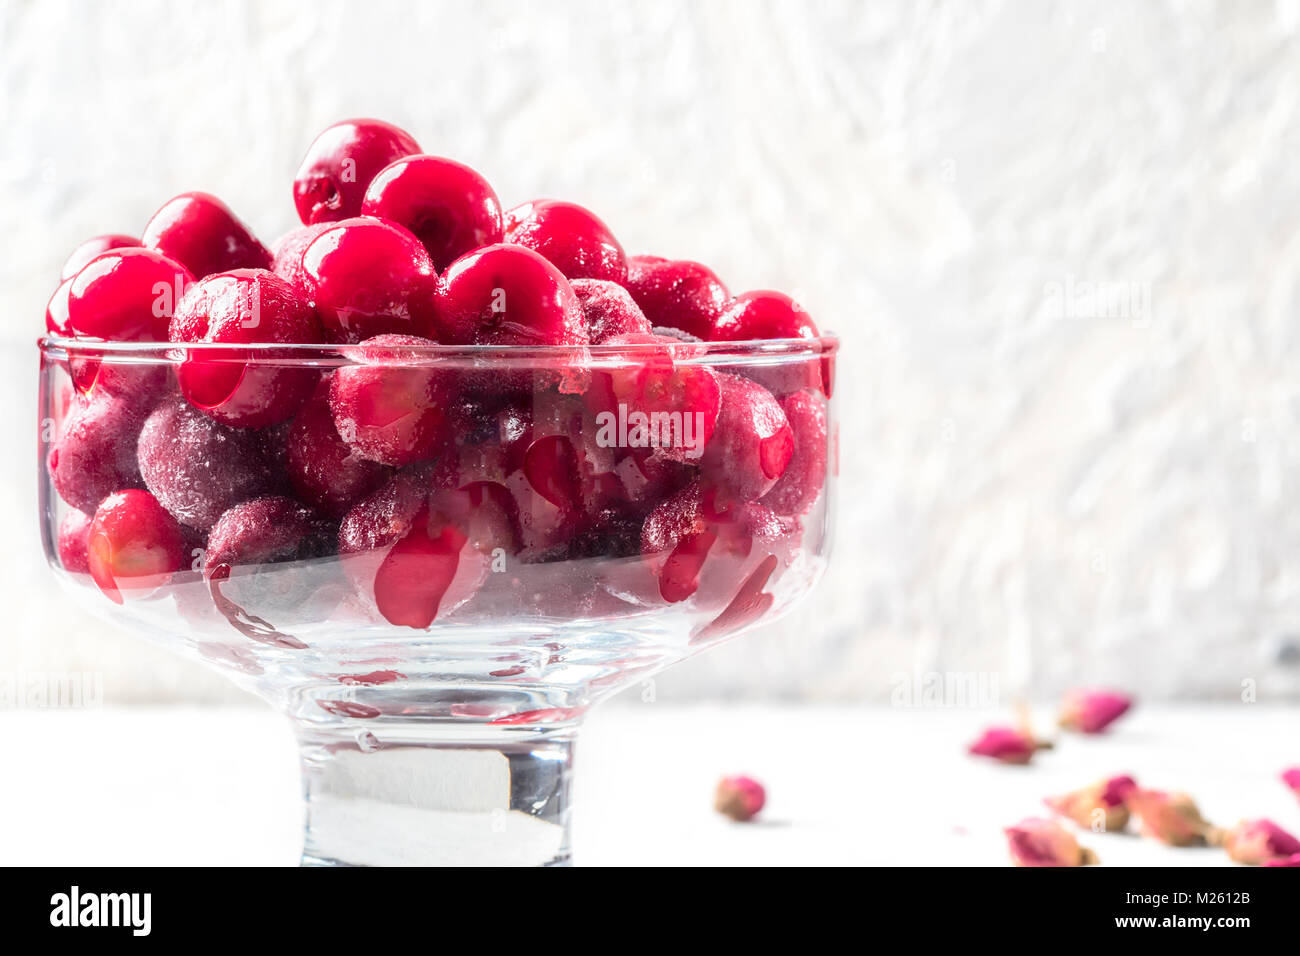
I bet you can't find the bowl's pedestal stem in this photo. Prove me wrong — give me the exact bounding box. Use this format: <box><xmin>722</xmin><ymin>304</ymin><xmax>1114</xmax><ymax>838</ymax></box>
<box><xmin>295</xmin><ymin>721</ymin><xmax>576</xmax><ymax>867</ymax></box>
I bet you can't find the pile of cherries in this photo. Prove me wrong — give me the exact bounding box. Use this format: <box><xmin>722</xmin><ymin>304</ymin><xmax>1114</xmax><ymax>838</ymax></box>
<box><xmin>45</xmin><ymin>119</ymin><xmax>830</xmax><ymax>633</ymax></box>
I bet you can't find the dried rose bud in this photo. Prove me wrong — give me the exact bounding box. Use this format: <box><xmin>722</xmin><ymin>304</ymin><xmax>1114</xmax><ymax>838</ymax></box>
<box><xmin>1004</xmin><ymin>817</ymin><xmax>1099</xmax><ymax>867</ymax></box>
<box><xmin>969</xmin><ymin>725</ymin><xmax>1050</xmax><ymax>765</ymax></box>
<box><xmin>714</xmin><ymin>775</ymin><xmax>766</xmax><ymax>822</ymax></box>
<box><xmin>1127</xmin><ymin>788</ymin><xmax>1218</xmax><ymax>847</ymax></box>
<box><xmin>1045</xmin><ymin>774</ymin><xmax>1138</xmax><ymax>832</ymax></box>
<box><xmin>1282</xmin><ymin>767</ymin><xmax>1300</xmax><ymax>800</ymax></box>
<box><xmin>1058</xmin><ymin>688</ymin><xmax>1133</xmax><ymax>734</ymax></box>
<box><xmin>1221</xmin><ymin>819</ymin><xmax>1300</xmax><ymax>866</ymax></box>
<box><xmin>1263</xmin><ymin>852</ymin><xmax>1300</xmax><ymax>867</ymax></box>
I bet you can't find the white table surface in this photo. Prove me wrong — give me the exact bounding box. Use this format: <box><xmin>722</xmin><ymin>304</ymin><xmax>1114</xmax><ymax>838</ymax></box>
<box><xmin>1</xmin><ymin>703</ymin><xmax>1295</xmax><ymax>866</ymax></box>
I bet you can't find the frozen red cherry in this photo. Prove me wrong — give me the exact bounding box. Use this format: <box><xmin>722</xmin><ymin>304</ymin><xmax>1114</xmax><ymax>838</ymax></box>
<box><xmin>270</xmin><ymin>222</ymin><xmax>334</xmax><ymax>294</ymax></box>
<box><xmin>170</xmin><ymin>269</ymin><xmax>321</xmax><ymax>428</ymax></box>
<box><xmin>142</xmin><ymin>192</ymin><xmax>271</xmax><ymax>279</ymax></box>
<box><xmin>49</xmin><ymin>392</ymin><xmax>148</xmax><ymax>513</ymax></box>
<box><xmin>286</xmin><ymin>379</ymin><xmax>391</xmax><ymax>516</ymax></box>
<box><xmin>711</xmin><ymin>290</ymin><xmax>825</xmax><ymax>395</ymax></box>
<box><xmin>338</xmin><ymin>469</ymin><xmax>491</xmax><ymax>628</ymax></box>
<box><xmin>570</xmin><ymin>278</ymin><xmax>651</xmax><ymax>343</ymax></box>
<box><xmin>503</xmin><ymin>200</ymin><xmax>627</xmax><ymax>283</ymax></box>
<box><xmin>588</xmin><ymin>333</ymin><xmax>720</xmax><ymax>462</ymax></box>
<box><xmin>293</xmin><ymin>119</ymin><xmax>421</xmax><ymax>225</ymax></box>
<box><xmin>301</xmin><ymin>217</ymin><xmax>438</xmax><ymax>343</ymax></box>
<box><xmin>45</xmin><ymin>277</ymin><xmax>74</xmax><ymax>336</ymax></box>
<box><xmin>137</xmin><ymin>396</ymin><xmax>274</xmax><ymax>531</ymax></box>
<box><xmin>87</xmin><ymin>489</ymin><xmax>186</xmax><ymax>604</ymax></box>
<box><xmin>761</xmin><ymin>389</ymin><xmax>828</xmax><ymax>516</ymax></box>
<box><xmin>641</xmin><ymin>480</ymin><xmax>794</xmax><ymax>608</ymax></box>
<box><xmin>57</xmin><ymin>509</ymin><xmax>93</xmax><ymax>573</ymax></box>
<box><xmin>623</xmin><ymin>255</ymin><xmax>728</xmax><ymax>340</ymax></box>
<box><xmin>700</xmin><ymin>373</ymin><xmax>793</xmax><ymax>502</ymax></box>
<box><xmin>711</xmin><ymin>290</ymin><xmax>817</xmax><ymax>341</ymax></box>
<box><xmin>361</xmin><ymin>154</ymin><xmax>503</xmax><ymax>271</ymax></box>
<box><xmin>329</xmin><ymin>334</ymin><xmax>451</xmax><ymax>466</ymax></box>
<box><xmin>60</xmin><ymin>234</ymin><xmax>141</xmax><ymax>281</ymax></box>
<box><xmin>435</xmin><ymin>243</ymin><xmax>587</xmax><ymax>348</ymax></box>
<box><xmin>204</xmin><ymin>496</ymin><xmax>335</xmax><ymax>573</ymax></box>
<box><xmin>66</xmin><ymin>248</ymin><xmax>194</xmax><ymax>341</ymax></box>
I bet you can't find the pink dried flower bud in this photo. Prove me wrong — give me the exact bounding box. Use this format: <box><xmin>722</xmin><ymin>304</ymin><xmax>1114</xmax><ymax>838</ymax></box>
<box><xmin>1004</xmin><ymin>817</ymin><xmax>1099</xmax><ymax>867</ymax></box>
<box><xmin>1281</xmin><ymin>767</ymin><xmax>1300</xmax><ymax>800</ymax></box>
<box><xmin>1058</xmin><ymin>688</ymin><xmax>1133</xmax><ymax>734</ymax></box>
<box><xmin>714</xmin><ymin>775</ymin><xmax>766</xmax><ymax>822</ymax></box>
<box><xmin>969</xmin><ymin>725</ymin><xmax>1049</xmax><ymax>765</ymax></box>
<box><xmin>1127</xmin><ymin>788</ymin><xmax>1219</xmax><ymax>847</ymax></box>
<box><xmin>1263</xmin><ymin>852</ymin><xmax>1300</xmax><ymax>867</ymax></box>
<box><xmin>1222</xmin><ymin>819</ymin><xmax>1300</xmax><ymax>866</ymax></box>
<box><xmin>1045</xmin><ymin>774</ymin><xmax>1138</xmax><ymax>832</ymax></box>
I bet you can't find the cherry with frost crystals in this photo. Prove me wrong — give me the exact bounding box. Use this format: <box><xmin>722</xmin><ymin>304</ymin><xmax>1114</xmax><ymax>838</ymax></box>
<box><xmin>87</xmin><ymin>489</ymin><xmax>187</xmax><ymax>604</ymax></box>
<box><xmin>137</xmin><ymin>396</ymin><xmax>274</xmax><ymax>532</ymax></box>
<box><xmin>302</xmin><ymin>217</ymin><xmax>438</xmax><ymax>344</ymax></box>
<box><xmin>338</xmin><ymin>468</ymin><xmax>506</xmax><ymax>628</ymax></box>
<box><xmin>57</xmin><ymin>509</ymin><xmax>93</xmax><ymax>573</ymax></box>
<box><xmin>170</xmin><ymin>269</ymin><xmax>321</xmax><ymax>428</ymax></box>
<box><xmin>640</xmin><ymin>479</ymin><xmax>793</xmax><ymax>608</ymax></box>
<box><xmin>204</xmin><ymin>496</ymin><xmax>334</xmax><ymax>573</ymax></box>
<box><xmin>61</xmin><ymin>234</ymin><xmax>141</xmax><ymax>281</ymax></box>
<box><xmin>587</xmin><ymin>332</ymin><xmax>720</xmax><ymax>463</ymax></box>
<box><xmin>329</xmin><ymin>334</ymin><xmax>451</xmax><ymax>466</ymax></box>
<box><xmin>66</xmin><ymin>248</ymin><xmax>194</xmax><ymax>341</ymax></box>
<box><xmin>711</xmin><ymin>290</ymin><xmax>826</xmax><ymax>396</ymax></box>
<box><xmin>435</xmin><ymin>243</ymin><xmax>588</xmax><ymax>348</ymax></box>
<box><xmin>293</xmin><ymin>119</ymin><xmax>421</xmax><ymax>225</ymax></box>
<box><xmin>49</xmin><ymin>392</ymin><xmax>148</xmax><ymax>513</ymax></box>
<box><xmin>287</xmin><ymin>379</ymin><xmax>391</xmax><ymax>517</ymax></box>
<box><xmin>362</xmin><ymin>154</ymin><xmax>503</xmax><ymax>272</ymax></box>
<box><xmin>623</xmin><ymin>255</ymin><xmax>729</xmax><ymax>341</ymax></box>
<box><xmin>504</xmin><ymin>200</ymin><xmax>627</xmax><ymax>283</ymax></box>
<box><xmin>700</xmin><ymin>373</ymin><xmax>793</xmax><ymax>502</ymax></box>
<box><xmin>570</xmin><ymin>278</ymin><xmax>651</xmax><ymax>343</ymax></box>
<box><xmin>142</xmin><ymin>192</ymin><xmax>271</xmax><ymax>279</ymax></box>
<box><xmin>761</xmin><ymin>389</ymin><xmax>828</xmax><ymax>517</ymax></box>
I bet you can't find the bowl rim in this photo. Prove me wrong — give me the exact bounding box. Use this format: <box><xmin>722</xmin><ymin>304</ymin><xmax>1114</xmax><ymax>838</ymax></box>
<box><xmin>38</xmin><ymin>333</ymin><xmax>840</xmax><ymax>366</ymax></box>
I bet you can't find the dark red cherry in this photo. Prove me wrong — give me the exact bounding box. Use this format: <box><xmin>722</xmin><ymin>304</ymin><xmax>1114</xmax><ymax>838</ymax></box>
<box><xmin>204</xmin><ymin>496</ymin><xmax>335</xmax><ymax>573</ymax></box>
<box><xmin>66</xmin><ymin>248</ymin><xmax>194</xmax><ymax>341</ymax></box>
<box><xmin>142</xmin><ymin>192</ymin><xmax>271</xmax><ymax>279</ymax></box>
<box><xmin>57</xmin><ymin>509</ymin><xmax>93</xmax><ymax>573</ymax></box>
<box><xmin>293</xmin><ymin>119</ymin><xmax>421</xmax><ymax>225</ymax></box>
<box><xmin>503</xmin><ymin>200</ymin><xmax>627</xmax><ymax>283</ymax></box>
<box><xmin>270</xmin><ymin>221</ymin><xmax>334</xmax><ymax>294</ymax></box>
<box><xmin>711</xmin><ymin>290</ymin><xmax>825</xmax><ymax>396</ymax></box>
<box><xmin>700</xmin><ymin>373</ymin><xmax>793</xmax><ymax>502</ymax></box>
<box><xmin>338</xmin><ymin>470</ymin><xmax>491</xmax><ymax>628</ymax></box>
<box><xmin>329</xmin><ymin>334</ymin><xmax>450</xmax><ymax>466</ymax></box>
<box><xmin>87</xmin><ymin>489</ymin><xmax>187</xmax><ymax>604</ymax></box>
<box><xmin>301</xmin><ymin>217</ymin><xmax>438</xmax><ymax>343</ymax></box>
<box><xmin>587</xmin><ymin>333</ymin><xmax>720</xmax><ymax>463</ymax></box>
<box><xmin>623</xmin><ymin>255</ymin><xmax>729</xmax><ymax>340</ymax></box>
<box><xmin>137</xmin><ymin>396</ymin><xmax>274</xmax><ymax>531</ymax></box>
<box><xmin>170</xmin><ymin>269</ymin><xmax>321</xmax><ymax>428</ymax></box>
<box><xmin>361</xmin><ymin>154</ymin><xmax>503</xmax><ymax>271</ymax></box>
<box><xmin>435</xmin><ymin>243</ymin><xmax>587</xmax><ymax>347</ymax></box>
<box><xmin>45</xmin><ymin>277</ymin><xmax>74</xmax><ymax>336</ymax></box>
<box><xmin>48</xmin><ymin>391</ymin><xmax>148</xmax><ymax>513</ymax></box>
<box><xmin>286</xmin><ymin>378</ymin><xmax>391</xmax><ymax>517</ymax></box>
<box><xmin>761</xmin><ymin>390</ymin><xmax>828</xmax><ymax>516</ymax></box>
<box><xmin>61</xmin><ymin>234</ymin><xmax>140</xmax><ymax>281</ymax></box>
<box><xmin>570</xmin><ymin>278</ymin><xmax>651</xmax><ymax>343</ymax></box>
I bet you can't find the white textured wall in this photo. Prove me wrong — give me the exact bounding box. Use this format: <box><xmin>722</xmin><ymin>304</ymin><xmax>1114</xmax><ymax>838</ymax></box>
<box><xmin>3</xmin><ymin>0</ymin><xmax>1300</xmax><ymax>703</ymax></box>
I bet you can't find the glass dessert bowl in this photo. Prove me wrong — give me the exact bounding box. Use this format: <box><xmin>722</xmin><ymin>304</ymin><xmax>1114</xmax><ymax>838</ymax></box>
<box><xmin>38</xmin><ymin>333</ymin><xmax>837</xmax><ymax>866</ymax></box>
